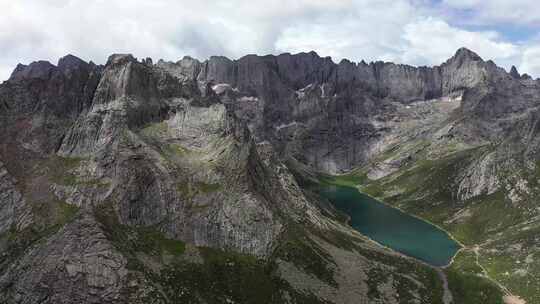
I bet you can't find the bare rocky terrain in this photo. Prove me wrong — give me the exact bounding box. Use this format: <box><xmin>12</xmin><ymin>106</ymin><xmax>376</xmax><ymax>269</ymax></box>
<box><xmin>1</xmin><ymin>48</ymin><xmax>539</xmax><ymax>303</ymax></box>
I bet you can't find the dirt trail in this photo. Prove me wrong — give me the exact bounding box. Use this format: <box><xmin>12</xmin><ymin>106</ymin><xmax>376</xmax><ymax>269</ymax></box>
<box><xmin>503</xmin><ymin>295</ymin><xmax>527</xmax><ymax>304</ymax></box>
<box><xmin>435</xmin><ymin>268</ymin><xmax>453</xmax><ymax>304</ymax></box>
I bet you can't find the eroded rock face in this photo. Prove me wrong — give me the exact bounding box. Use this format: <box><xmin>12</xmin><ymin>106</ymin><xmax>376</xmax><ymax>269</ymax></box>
<box><xmin>0</xmin><ymin>161</ymin><xmax>31</xmax><ymax>234</ymax></box>
<box><xmin>0</xmin><ymin>55</ymin><xmax>102</xmax><ymax>154</ymax></box>
<box><xmin>58</xmin><ymin>54</ymin><xmax>168</xmax><ymax>156</ymax></box>
<box><xmin>458</xmin><ymin>152</ymin><xmax>501</xmax><ymax>201</ymax></box>
<box><xmin>0</xmin><ymin>213</ymin><xmax>128</xmax><ymax>304</ymax></box>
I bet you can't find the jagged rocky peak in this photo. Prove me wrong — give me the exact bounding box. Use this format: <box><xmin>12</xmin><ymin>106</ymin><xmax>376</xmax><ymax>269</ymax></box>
<box><xmin>8</xmin><ymin>60</ymin><xmax>57</xmax><ymax>81</ymax></box>
<box><xmin>275</xmin><ymin>51</ymin><xmax>335</xmax><ymax>89</ymax></box>
<box><xmin>522</xmin><ymin>73</ymin><xmax>533</xmax><ymax>80</ymax></box>
<box><xmin>448</xmin><ymin>47</ymin><xmax>483</xmax><ymax>64</ymax></box>
<box><xmin>57</xmin><ymin>54</ymin><xmax>88</xmax><ymax>71</ymax></box>
<box><xmin>176</xmin><ymin>56</ymin><xmax>201</xmax><ymax>79</ymax></box>
<box><xmin>178</xmin><ymin>55</ymin><xmax>199</xmax><ymax>63</ymax></box>
<box><xmin>93</xmin><ymin>53</ymin><xmax>166</xmax><ymax>107</ymax></box>
<box><xmin>199</xmin><ymin>55</ymin><xmax>235</xmax><ymax>84</ymax></box>
<box><xmin>439</xmin><ymin>47</ymin><xmax>491</xmax><ymax>95</ymax></box>
<box><xmin>106</xmin><ymin>53</ymin><xmax>137</xmax><ymax>66</ymax></box>
<box><xmin>510</xmin><ymin>65</ymin><xmax>521</xmax><ymax>79</ymax></box>
<box><xmin>155</xmin><ymin>55</ymin><xmax>202</xmax><ymax>81</ymax></box>
<box><xmin>136</xmin><ymin>47</ymin><xmax>506</xmax><ymax>105</ymax></box>
<box><xmin>8</xmin><ymin>54</ymin><xmax>100</xmax><ymax>85</ymax></box>
<box><xmin>142</xmin><ymin>57</ymin><xmax>153</xmax><ymax>65</ymax></box>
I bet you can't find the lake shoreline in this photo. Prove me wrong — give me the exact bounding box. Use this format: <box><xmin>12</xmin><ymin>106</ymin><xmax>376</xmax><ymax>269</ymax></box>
<box><xmin>319</xmin><ymin>181</ymin><xmax>463</xmax><ymax>268</ymax></box>
<box><xmin>356</xmin><ymin>188</ymin><xmax>466</xmax><ymax>269</ymax></box>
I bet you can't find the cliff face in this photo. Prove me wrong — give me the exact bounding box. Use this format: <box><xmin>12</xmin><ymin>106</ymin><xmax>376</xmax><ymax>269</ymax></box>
<box><xmin>154</xmin><ymin>47</ymin><xmax>540</xmax><ymax>172</ymax></box>
<box><xmin>1</xmin><ymin>48</ymin><xmax>540</xmax><ymax>303</ymax></box>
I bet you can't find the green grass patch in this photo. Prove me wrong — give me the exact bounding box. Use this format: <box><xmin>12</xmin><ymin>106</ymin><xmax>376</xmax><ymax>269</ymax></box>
<box><xmin>479</xmin><ymin>247</ymin><xmax>540</xmax><ymax>302</ymax></box>
<box><xmin>136</xmin><ymin>227</ymin><xmax>186</xmax><ymax>256</ymax></box>
<box><xmin>57</xmin><ymin>201</ymin><xmax>79</xmax><ymax>226</ymax></box>
<box><xmin>177</xmin><ymin>181</ymin><xmax>222</xmax><ymax>199</ymax></box>
<box><xmin>445</xmin><ymin>263</ymin><xmax>504</xmax><ymax>304</ymax></box>
<box><xmin>198</xmin><ymin>182</ymin><xmax>222</xmax><ymax>193</ymax></box>
<box><xmin>318</xmin><ymin>169</ymin><xmax>368</xmax><ymax>188</ymax></box>
<box><xmin>448</xmin><ymin>190</ymin><xmax>523</xmax><ymax>245</ymax></box>
<box><xmin>147</xmin><ymin>246</ymin><xmax>330</xmax><ymax>304</ymax></box>
<box><xmin>94</xmin><ymin>204</ymin><xmax>185</xmax><ymax>261</ymax></box>
<box><xmin>357</xmin><ymin>246</ymin><xmax>444</xmax><ymax>304</ymax></box>
<box><xmin>162</xmin><ymin>143</ymin><xmax>190</xmax><ymax>158</ymax></box>
<box><xmin>451</xmin><ymin>250</ymin><xmax>483</xmax><ymax>275</ymax></box>
<box><xmin>48</xmin><ymin>156</ymin><xmax>84</xmax><ymax>185</ymax></box>
<box><xmin>443</xmin><ymin>241</ymin><xmax>504</xmax><ymax>304</ymax></box>
<box><xmin>140</xmin><ymin>122</ymin><xmax>168</xmax><ymax>138</ymax></box>
<box><xmin>0</xmin><ymin>200</ymin><xmax>80</xmax><ymax>268</ymax></box>
<box><xmin>45</xmin><ymin>156</ymin><xmax>109</xmax><ymax>187</ymax></box>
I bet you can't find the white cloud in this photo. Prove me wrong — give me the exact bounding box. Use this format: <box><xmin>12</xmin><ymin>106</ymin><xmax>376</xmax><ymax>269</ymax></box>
<box><xmin>0</xmin><ymin>0</ymin><xmax>354</xmax><ymax>80</ymax></box>
<box><xmin>401</xmin><ymin>18</ymin><xmax>520</xmax><ymax>67</ymax></box>
<box><xmin>275</xmin><ymin>0</ymin><xmax>419</xmax><ymax>63</ymax></box>
<box><xmin>0</xmin><ymin>0</ymin><xmax>537</xmax><ymax>81</ymax></box>
<box><xmin>520</xmin><ymin>45</ymin><xmax>540</xmax><ymax>77</ymax></box>
<box><xmin>274</xmin><ymin>5</ymin><xmax>523</xmax><ymax>72</ymax></box>
<box><xmin>442</xmin><ymin>0</ymin><xmax>540</xmax><ymax>25</ymax></box>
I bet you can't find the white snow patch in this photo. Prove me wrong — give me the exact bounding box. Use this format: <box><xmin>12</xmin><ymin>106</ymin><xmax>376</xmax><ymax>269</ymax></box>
<box><xmin>239</xmin><ymin>96</ymin><xmax>258</xmax><ymax>102</ymax></box>
<box><xmin>299</xmin><ymin>83</ymin><xmax>313</xmax><ymax>92</ymax></box>
<box><xmin>211</xmin><ymin>83</ymin><xmax>231</xmax><ymax>94</ymax></box>
<box><xmin>275</xmin><ymin>121</ymin><xmax>300</xmax><ymax>130</ymax></box>
<box><xmin>320</xmin><ymin>84</ymin><xmax>326</xmax><ymax>98</ymax></box>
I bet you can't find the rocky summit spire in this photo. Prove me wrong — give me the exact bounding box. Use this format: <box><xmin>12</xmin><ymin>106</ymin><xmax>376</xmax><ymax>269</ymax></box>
<box><xmin>8</xmin><ymin>60</ymin><xmax>56</xmax><ymax>81</ymax></box>
<box><xmin>57</xmin><ymin>54</ymin><xmax>88</xmax><ymax>71</ymax></box>
<box><xmin>510</xmin><ymin>65</ymin><xmax>520</xmax><ymax>79</ymax></box>
<box><xmin>447</xmin><ymin>47</ymin><xmax>483</xmax><ymax>65</ymax></box>
<box><xmin>106</xmin><ymin>53</ymin><xmax>137</xmax><ymax>66</ymax></box>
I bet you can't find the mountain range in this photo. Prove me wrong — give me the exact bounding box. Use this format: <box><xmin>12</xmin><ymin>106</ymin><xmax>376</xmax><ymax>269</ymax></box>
<box><xmin>1</xmin><ymin>47</ymin><xmax>539</xmax><ymax>304</ymax></box>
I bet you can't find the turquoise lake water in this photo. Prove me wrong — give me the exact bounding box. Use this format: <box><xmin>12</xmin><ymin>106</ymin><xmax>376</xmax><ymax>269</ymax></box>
<box><xmin>318</xmin><ymin>184</ymin><xmax>460</xmax><ymax>267</ymax></box>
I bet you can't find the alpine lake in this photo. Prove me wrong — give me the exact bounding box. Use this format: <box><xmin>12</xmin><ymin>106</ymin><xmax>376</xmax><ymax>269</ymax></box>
<box><xmin>317</xmin><ymin>184</ymin><xmax>461</xmax><ymax>267</ymax></box>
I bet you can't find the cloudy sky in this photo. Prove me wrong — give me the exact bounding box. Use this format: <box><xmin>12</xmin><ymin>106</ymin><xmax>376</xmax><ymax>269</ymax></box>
<box><xmin>1</xmin><ymin>0</ymin><xmax>540</xmax><ymax>80</ymax></box>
